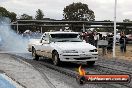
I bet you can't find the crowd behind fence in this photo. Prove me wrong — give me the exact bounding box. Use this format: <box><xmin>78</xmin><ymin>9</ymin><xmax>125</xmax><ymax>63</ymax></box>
<box><xmin>80</xmin><ymin>31</ymin><xmax>132</xmax><ymax>57</ymax></box>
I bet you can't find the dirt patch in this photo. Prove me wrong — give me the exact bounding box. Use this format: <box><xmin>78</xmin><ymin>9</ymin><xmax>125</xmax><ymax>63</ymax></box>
<box><xmin>98</xmin><ymin>44</ymin><xmax>132</xmax><ymax>61</ymax></box>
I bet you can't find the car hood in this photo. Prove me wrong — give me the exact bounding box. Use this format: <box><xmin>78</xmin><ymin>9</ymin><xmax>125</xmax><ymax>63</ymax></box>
<box><xmin>52</xmin><ymin>42</ymin><xmax>96</xmax><ymax>51</ymax></box>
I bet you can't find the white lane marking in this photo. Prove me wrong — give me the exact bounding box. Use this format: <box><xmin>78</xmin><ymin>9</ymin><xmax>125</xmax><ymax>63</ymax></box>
<box><xmin>0</xmin><ymin>74</ymin><xmax>24</xmax><ymax>88</ymax></box>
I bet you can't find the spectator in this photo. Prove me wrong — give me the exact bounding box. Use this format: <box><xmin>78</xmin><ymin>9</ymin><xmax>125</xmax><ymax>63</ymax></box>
<box><xmin>107</xmin><ymin>34</ymin><xmax>113</xmax><ymax>53</ymax></box>
<box><xmin>101</xmin><ymin>35</ymin><xmax>107</xmax><ymax>55</ymax></box>
<box><xmin>80</xmin><ymin>32</ymin><xmax>88</xmax><ymax>41</ymax></box>
<box><xmin>119</xmin><ymin>32</ymin><xmax>127</xmax><ymax>53</ymax></box>
<box><xmin>99</xmin><ymin>33</ymin><xmax>102</xmax><ymax>40</ymax></box>
<box><xmin>93</xmin><ymin>31</ymin><xmax>99</xmax><ymax>47</ymax></box>
<box><xmin>87</xmin><ymin>31</ymin><xmax>94</xmax><ymax>45</ymax></box>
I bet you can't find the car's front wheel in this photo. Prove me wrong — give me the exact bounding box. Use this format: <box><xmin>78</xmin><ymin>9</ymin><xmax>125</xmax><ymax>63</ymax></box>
<box><xmin>86</xmin><ymin>61</ymin><xmax>95</xmax><ymax>66</ymax></box>
<box><xmin>32</xmin><ymin>48</ymin><xmax>39</xmax><ymax>61</ymax></box>
<box><xmin>52</xmin><ymin>51</ymin><xmax>60</xmax><ymax>66</ymax></box>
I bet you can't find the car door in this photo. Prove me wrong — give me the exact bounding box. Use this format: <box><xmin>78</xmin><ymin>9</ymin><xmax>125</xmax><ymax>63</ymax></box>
<box><xmin>40</xmin><ymin>33</ymin><xmax>52</xmax><ymax>58</ymax></box>
<box><xmin>45</xmin><ymin>34</ymin><xmax>53</xmax><ymax>58</ymax></box>
<box><xmin>35</xmin><ymin>41</ymin><xmax>43</xmax><ymax>56</ymax></box>
<box><xmin>37</xmin><ymin>33</ymin><xmax>47</xmax><ymax>56</ymax></box>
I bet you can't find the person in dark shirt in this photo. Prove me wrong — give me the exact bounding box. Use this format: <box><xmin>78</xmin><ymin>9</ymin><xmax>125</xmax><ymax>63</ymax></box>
<box><xmin>119</xmin><ymin>32</ymin><xmax>127</xmax><ymax>53</ymax></box>
<box><xmin>80</xmin><ymin>32</ymin><xmax>89</xmax><ymax>42</ymax></box>
<box><xmin>107</xmin><ymin>35</ymin><xmax>113</xmax><ymax>53</ymax></box>
<box><xmin>88</xmin><ymin>32</ymin><xmax>94</xmax><ymax>45</ymax></box>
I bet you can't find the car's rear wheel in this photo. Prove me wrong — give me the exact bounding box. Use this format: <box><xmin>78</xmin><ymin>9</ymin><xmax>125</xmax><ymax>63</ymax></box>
<box><xmin>52</xmin><ymin>51</ymin><xmax>60</xmax><ymax>66</ymax></box>
<box><xmin>86</xmin><ymin>61</ymin><xmax>95</xmax><ymax>66</ymax></box>
<box><xmin>32</xmin><ymin>48</ymin><xmax>39</xmax><ymax>61</ymax></box>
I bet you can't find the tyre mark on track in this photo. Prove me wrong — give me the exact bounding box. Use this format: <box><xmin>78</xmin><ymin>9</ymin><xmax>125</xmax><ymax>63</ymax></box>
<box><xmin>9</xmin><ymin>53</ymin><xmax>132</xmax><ymax>88</ymax></box>
<box><xmin>10</xmin><ymin>54</ymin><xmax>56</xmax><ymax>88</ymax></box>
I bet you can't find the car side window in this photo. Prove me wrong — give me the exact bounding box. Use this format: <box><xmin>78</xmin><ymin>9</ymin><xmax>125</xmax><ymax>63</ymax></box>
<box><xmin>40</xmin><ymin>33</ymin><xmax>46</xmax><ymax>43</ymax></box>
<box><xmin>42</xmin><ymin>34</ymin><xmax>46</xmax><ymax>40</ymax></box>
<box><xmin>41</xmin><ymin>33</ymin><xmax>49</xmax><ymax>41</ymax></box>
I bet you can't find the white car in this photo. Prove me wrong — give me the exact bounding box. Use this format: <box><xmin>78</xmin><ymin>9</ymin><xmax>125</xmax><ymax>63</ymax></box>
<box><xmin>28</xmin><ymin>32</ymin><xmax>98</xmax><ymax>66</ymax></box>
<box><xmin>116</xmin><ymin>33</ymin><xmax>120</xmax><ymax>43</ymax></box>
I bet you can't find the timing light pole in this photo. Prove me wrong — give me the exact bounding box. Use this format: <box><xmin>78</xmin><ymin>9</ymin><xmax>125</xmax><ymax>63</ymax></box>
<box><xmin>113</xmin><ymin>0</ymin><xmax>117</xmax><ymax>58</ymax></box>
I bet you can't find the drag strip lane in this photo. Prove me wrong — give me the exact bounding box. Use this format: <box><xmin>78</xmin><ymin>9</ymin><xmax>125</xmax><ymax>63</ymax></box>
<box><xmin>9</xmin><ymin>53</ymin><xmax>132</xmax><ymax>88</ymax></box>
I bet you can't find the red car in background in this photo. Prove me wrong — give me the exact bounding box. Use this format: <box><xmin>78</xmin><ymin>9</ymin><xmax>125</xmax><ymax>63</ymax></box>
<box><xmin>126</xmin><ymin>34</ymin><xmax>132</xmax><ymax>41</ymax></box>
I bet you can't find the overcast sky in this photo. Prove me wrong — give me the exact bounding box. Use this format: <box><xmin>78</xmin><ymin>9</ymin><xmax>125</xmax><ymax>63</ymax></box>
<box><xmin>1</xmin><ymin>0</ymin><xmax>132</xmax><ymax>21</ymax></box>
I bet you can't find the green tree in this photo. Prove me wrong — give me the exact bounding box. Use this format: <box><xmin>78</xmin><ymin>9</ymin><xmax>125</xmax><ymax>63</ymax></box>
<box><xmin>123</xmin><ymin>19</ymin><xmax>131</xmax><ymax>22</ymax></box>
<box><xmin>63</xmin><ymin>2</ymin><xmax>95</xmax><ymax>21</ymax></box>
<box><xmin>9</xmin><ymin>12</ymin><xmax>17</xmax><ymax>22</ymax></box>
<box><xmin>35</xmin><ymin>9</ymin><xmax>44</xmax><ymax>20</ymax></box>
<box><xmin>20</xmin><ymin>14</ymin><xmax>33</xmax><ymax>20</ymax></box>
<box><xmin>0</xmin><ymin>7</ymin><xmax>16</xmax><ymax>22</ymax></box>
<box><xmin>0</xmin><ymin>7</ymin><xmax>10</xmax><ymax>17</ymax></box>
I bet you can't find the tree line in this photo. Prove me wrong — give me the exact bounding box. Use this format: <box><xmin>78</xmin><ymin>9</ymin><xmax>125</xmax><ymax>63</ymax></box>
<box><xmin>0</xmin><ymin>7</ymin><xmax>44</xmax><ymax>21</ymax></box>
<box><xmin>0</xmin><ymin>2</ymin><xmax>95</xmax><ymax>21</ymax></box>
<box><xmin>0</xmin><ymin>2</ymin><xmax>132</xmax><ymax>34</ymax></box>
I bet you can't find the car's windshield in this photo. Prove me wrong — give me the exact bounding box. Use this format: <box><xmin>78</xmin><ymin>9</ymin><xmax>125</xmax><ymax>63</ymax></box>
<box><xmin>50</xmin><ymin>33</ymin><xmax>82</xmax><ymax>42</ymax></box>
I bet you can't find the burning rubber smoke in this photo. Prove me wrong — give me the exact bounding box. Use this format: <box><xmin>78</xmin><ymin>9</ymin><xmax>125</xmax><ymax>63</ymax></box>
<box><xmin>0</xmin><ymin>17</ymin><xmax>28</xmax><ymax>53</ymax></box>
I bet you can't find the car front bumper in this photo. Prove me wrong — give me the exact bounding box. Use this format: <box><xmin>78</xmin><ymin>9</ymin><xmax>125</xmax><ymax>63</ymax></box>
<box><xmin>59</xmin><ymin>52</ymin><xmax>98</xmax><ymax>62</ymax></box>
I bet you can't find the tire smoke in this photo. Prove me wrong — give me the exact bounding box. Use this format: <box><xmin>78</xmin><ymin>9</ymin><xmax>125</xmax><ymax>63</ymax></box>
<box><xmin>0</xmin><ymin>17</ymin><xmax>28</xmax><ymax>53</ymax></box>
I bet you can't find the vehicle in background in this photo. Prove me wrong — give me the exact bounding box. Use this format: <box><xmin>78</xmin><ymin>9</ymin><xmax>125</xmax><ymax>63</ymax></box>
<box><xmin>28</xmin><ymin>32</ymin><xmax>98</xmax><ymax>66</ymax></box>
<box><xmin>126</xmin><ymin>34</ymin><xmax>132</xmax><ymax>44</ymax></box>
<box><xmin>98</xmin><ymin>32</ymin><xmax>109</xmax><ymax>37</ymax></box>
<box><xmin>116</xmin><ymin>33</ymin><xmax>120</xmax><ymax>43</ymax></box>
<box><xmin>126</xmin><ymin>34</ymin><xmax>132</xmax><ymax>40</ymax></box>
<box><xmin>116</xmin><ymin>33</ymin><xmax>132</xmax><ymax>44</ymax></box>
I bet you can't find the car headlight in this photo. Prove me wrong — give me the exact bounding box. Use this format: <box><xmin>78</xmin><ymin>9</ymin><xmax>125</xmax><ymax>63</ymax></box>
<box><xmin>63</xmin><ymin>50</ymin><xmax>78</xmax><ymax>53</ymax></box>
<box><xmin>89</xmin><ymin>49</ymin><xmax>98</xmax><ymax>52</ymax></box>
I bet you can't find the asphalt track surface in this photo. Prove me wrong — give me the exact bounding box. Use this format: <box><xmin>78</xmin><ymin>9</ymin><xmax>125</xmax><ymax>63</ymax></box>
<box><xmin>8</xmin><ymin>52</ymin><xmax>132</xmax><ymax>88</ymax></box>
